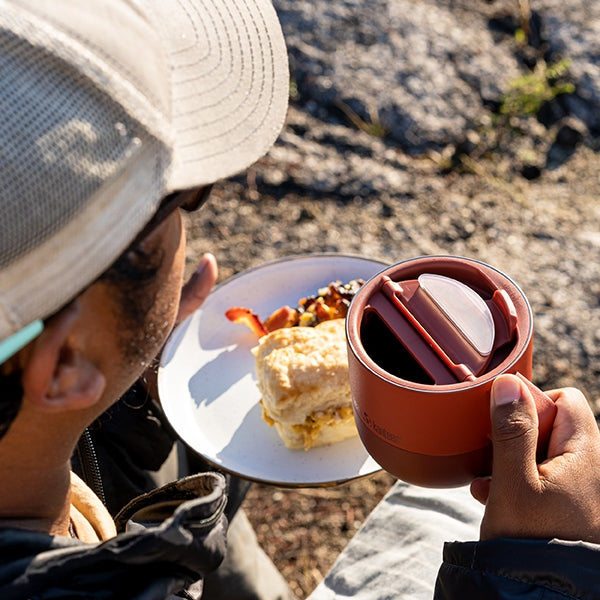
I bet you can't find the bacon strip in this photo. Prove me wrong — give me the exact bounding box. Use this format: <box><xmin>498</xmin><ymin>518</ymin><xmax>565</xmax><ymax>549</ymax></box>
<box><xmin>225</xmin><ymin>307</ymin><xmax>269</xmax><ymax>338</ymax></box>
<box><xmin>226</xmin><ymin>279</ymin><xmax>365</xmax><ymax>339</ymax></box>
<box><xmin>263</xmin><ymin>306</ymin><xmax>299</xmax><ymax>331</ymax></box>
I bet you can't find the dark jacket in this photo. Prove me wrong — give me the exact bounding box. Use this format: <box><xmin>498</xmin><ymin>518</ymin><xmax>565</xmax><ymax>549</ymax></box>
<box><xmin>435</xmin><ymin>537</ymin><xmax>600</xmax><ymax>599</ymax></box>
<box><xmin>0</xmin><ymin>473</ymin><xmax>228</xmax><ymax>600</ymax></box>
<box><xmin>72</xmin><ymin>385</ymin><xmax>251</xmax><ymax>521</ymax></box>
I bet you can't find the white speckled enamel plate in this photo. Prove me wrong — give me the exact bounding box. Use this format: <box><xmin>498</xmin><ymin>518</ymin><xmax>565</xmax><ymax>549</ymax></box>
<box><xmin>158</xmin><ymin>254</ymin><xmax>387</xmax><ymax>487</ymax></box>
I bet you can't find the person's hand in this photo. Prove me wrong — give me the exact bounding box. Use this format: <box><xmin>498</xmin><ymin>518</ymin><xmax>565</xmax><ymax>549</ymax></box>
<box><xmin>470</xmin><ymin>373</ymin><xmax>600</xmax><ymax>544</ymax></box>
<box><xmin>174</xmin><ymin>253</ymin><xmax>218</xmax><ymax>325</ymax></box>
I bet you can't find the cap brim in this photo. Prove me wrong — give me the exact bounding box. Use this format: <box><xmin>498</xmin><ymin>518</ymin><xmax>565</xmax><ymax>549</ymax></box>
<box><xmin>151</xmin><ymin>0</ymin><xmax>289</xmax><ymax>190</ymax></box>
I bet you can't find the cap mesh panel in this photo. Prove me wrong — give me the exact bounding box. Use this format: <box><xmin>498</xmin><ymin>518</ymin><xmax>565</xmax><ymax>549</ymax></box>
<box><xmin>0</xmin><ymin>24</ymin><xmax>145</xmax><ymax>269</ymax></box>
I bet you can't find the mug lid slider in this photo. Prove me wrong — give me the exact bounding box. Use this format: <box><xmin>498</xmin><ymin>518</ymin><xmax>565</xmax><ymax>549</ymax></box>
<box><xmin>371</xmin><ymin>273</ymin><xmax>519</xmax><ymax>384</ymax></box>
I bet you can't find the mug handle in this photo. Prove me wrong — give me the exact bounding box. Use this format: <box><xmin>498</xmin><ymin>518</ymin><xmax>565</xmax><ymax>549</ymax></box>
<box><xmin>515</xmin><ymin>372</ymin><xmax>557</xmax><ymax>462</ymax></box>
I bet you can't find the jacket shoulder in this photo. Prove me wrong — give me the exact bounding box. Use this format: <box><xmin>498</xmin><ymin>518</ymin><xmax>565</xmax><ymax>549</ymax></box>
<box><xmin>435</xmin><ymin>538</ymin><xmax>600</xmax><ymax>599</ymax></box>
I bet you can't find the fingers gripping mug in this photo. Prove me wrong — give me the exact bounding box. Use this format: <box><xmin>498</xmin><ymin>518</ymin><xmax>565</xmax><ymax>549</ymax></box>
<box><xmin>346</xmin><ymin>256</ymin><xmax>556</xmax><ymax>487</ymax></box>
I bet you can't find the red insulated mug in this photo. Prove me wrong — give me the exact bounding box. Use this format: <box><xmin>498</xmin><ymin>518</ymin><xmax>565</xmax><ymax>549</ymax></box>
<box><xmin>345</xmin><ymin>255</ymin><xmax>556</xmax><ymax>487</ymax></box>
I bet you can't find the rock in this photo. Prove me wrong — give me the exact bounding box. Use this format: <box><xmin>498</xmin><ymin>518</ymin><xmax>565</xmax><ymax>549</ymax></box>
<box><xmin>275</xmin><ymin>0</ymin><xmax>522</xmax><ymax>153</ymax></box>
<box><xmin>273</xmin><ymin>0</ymin><xmax>600</xmax><ymax>151</ymax></box>
<box><xmin>555</xmin><ymin>118</ymin><xmax>586</xmax><ymax>147</ymax></box>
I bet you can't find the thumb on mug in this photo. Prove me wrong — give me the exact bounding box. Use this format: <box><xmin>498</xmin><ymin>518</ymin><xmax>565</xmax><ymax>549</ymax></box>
<box><xmin>489</xmin><ymin>374</ymin><xmax>539</xmax><ymax>482</ymax></box>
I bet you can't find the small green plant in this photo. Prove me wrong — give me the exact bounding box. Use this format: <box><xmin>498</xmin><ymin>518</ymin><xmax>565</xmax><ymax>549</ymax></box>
<box><xmin>289</xmin><ymin>77</ymin><xmax>299</xmax><ymax>102</ymax></box>
<box><xmin>335</xmin><ymin>99</ymin><xmax>388</xmax><ymax>138</ymax></box>
<box><xmin>516</xmin><ymin>0</ymin><xmax>531</xmax><ymax>42</ymax></box>
<box><xmin>499</xmin><ymin>58</ymin><xmax>575</xmax><ymax>118</ymax></box>
<box><xmin>514</xmin><ymin>27</ymin><xmax>527</xmax><ymax>45</ymax></box>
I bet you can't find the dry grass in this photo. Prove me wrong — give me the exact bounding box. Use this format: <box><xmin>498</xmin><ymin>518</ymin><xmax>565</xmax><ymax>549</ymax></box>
<box><xmin>242</xmin><ymin>470</ymin><xmax>397</xmax><ymax>599</ymax></box>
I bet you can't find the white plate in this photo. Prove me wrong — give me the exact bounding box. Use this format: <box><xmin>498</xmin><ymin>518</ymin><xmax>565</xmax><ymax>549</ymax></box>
<box><xmin>158</xmin><ymin>254</ymin><xmax>387</xmax><ymax>487</ymax></box>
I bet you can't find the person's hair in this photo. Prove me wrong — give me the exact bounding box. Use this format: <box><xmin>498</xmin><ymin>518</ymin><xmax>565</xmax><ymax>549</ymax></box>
<box><xmin>0</xmin><ymin>370</ymin><xmax>23</xmax><ymax>439</ymax></box>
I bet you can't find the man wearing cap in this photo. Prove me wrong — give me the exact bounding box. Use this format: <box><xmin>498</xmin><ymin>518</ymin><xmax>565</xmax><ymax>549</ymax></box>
<box><xmin>0</xmin><ymin>0</ymin><xmax>291</xmax><ymax>598</ymax></box>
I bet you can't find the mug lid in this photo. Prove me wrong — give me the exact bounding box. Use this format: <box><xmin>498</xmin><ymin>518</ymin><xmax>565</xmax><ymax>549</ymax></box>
<box><xmin>369</xmin><ymin>271</ymin><xmax>519</xmax><ymax>384</ymax></box>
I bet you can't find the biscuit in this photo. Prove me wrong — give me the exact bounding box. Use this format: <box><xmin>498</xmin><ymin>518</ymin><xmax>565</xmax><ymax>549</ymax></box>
<box><xmin>253</xmin><ymin>318</ymin><xmax>357</xmax><ymax>450</ymax></box>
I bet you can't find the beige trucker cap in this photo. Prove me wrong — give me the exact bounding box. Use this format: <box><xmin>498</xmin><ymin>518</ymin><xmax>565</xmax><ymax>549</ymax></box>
<box><xmin>0</xmin><ymin>0</ymin><xmax>289</xmax><ymax>348</ymax></box>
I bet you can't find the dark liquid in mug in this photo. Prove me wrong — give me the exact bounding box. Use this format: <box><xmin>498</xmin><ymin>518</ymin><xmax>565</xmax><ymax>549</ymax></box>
<box><xmin>360</xmin><ymin>310</ymin><xmax>517</xmax><ymax>385</ymax></box>
<box><xmin>360</xmin><ymin>312</ymin><xmax>435</xmax><ymax>384</ymax></box>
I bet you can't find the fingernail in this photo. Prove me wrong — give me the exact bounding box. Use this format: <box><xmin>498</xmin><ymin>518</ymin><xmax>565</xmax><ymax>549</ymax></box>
<box><xmin>492</xmin><ymin>376</ymin><xmax>522</xmax><ymax>406</ymax></box>
<box><xmin>194</xmin><ymin>255</ymin><xmax>210</xmax><ymax>276</ymax></box>
<box><xmin>194</xmin><ymin>263</ymin><xmax>206</xmax><ymax>276</ymax></box>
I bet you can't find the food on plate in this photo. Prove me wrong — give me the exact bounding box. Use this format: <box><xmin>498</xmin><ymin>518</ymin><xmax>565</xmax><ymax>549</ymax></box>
<box><xmin>253</xmin><ymin>318</ymin><xmax>357</xmax><ymax>450</ymax></box>
<box><xmin>225</xmin><ymin>279</ymin><xmax>365</xmax><ymax>450</ymax></box>
<box><xmin>223</xmin><ymin>307</ymin><xmax>269</xmax><ymax>337</ymax></box>
<box><xmin>225</xmin><ymin>279</ymin><xmax>364</xmax><ymax>337</ymax></box>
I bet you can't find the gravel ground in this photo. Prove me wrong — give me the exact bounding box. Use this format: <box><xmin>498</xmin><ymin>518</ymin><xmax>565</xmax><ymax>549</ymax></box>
<box><xmin>181</xmin><ymin>101</ymin><xmax>600</xmax><ymax>598</ymax></box>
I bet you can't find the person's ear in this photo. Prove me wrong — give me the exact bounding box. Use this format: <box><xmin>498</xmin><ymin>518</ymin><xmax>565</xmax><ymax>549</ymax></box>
<box><xmin>21</xmin><ymin>301</ymin><xmax>106</xmax><ymax>412</ymax></box>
